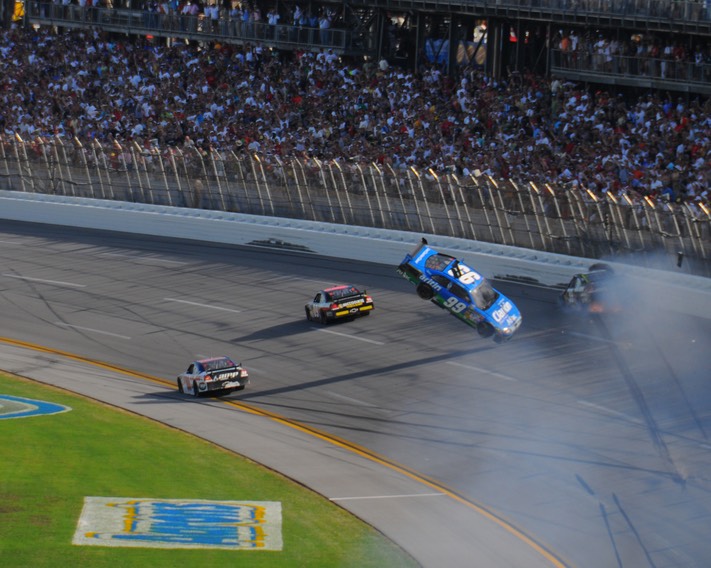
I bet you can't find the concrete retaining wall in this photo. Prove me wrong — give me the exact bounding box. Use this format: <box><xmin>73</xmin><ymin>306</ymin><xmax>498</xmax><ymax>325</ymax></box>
<box><xmin>2</xmin><ymin>190</ymin><xmax>710</xmax><ymax>318</ymax></box>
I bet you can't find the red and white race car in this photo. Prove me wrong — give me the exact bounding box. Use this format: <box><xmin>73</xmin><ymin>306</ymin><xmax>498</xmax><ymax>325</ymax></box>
<box><xmin>305</xmin><ymin>285</ymin><xmax>374</xmax><ymax>324</ymax></box>
<box><xmin>177</xmin><ymin>356</ymin><xmax>249</xmax><ymax>397</ymax></box>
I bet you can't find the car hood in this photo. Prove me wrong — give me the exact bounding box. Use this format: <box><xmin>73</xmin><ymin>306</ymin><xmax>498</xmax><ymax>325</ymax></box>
<box><xmin>484</xmin><ymin>295</ymin><xmax>522</xmax><ymax>329</ymax></box>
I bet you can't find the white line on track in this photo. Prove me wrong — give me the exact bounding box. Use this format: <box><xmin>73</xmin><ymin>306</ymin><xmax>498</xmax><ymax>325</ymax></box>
<box><xmin>576</xmin><ymin>400</ymin><xmax>642</xmax><ymax>424</ymax></box>
<box><xmin>312</xmin><ymin>327</ymin><xmax>384</xmax><ymax>345</ymax></box>
<box><xmin>280</xmin><ymin>276</ymin><xmax>354</xmax><ymax>284</ymax></box>
<box><xmin>325</xmin><ymin>390</ymin><xmax>380</xmax><ymax>407</ymax></box>
<box><xmin>101</xmin><ymin>253</ymin><xmax>187</xmax><ymax>265</ymax></box>
<box><xmin>562</xmin><ymin>330</ymin><xmax>619</xmax><ymax>344</ymax></box>
<box><xmin>446</xmin><ymin>361</ymin><xmax>518</xmax><ymax>382</ymax></box>
<box><xmin>164</xmin><ymin>298</ymin><xmax>241</xmax><ymax>313</ymax></box>
<box><xmin>3</xmin><ymin>274</ymin><xmax>86</xmax><ymax>288</ymax></box>
<box><xmin>54</xmin><ymin>322</ymin><xmax>131</xmax><ymax>340</ymax></box>
<box><xmin>330</xmin><ymin>493</ymin><xmax>446</xmax><ymax>502</ymax></box>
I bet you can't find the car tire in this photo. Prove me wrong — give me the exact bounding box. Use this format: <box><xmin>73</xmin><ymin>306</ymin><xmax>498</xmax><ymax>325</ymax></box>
<box><xmin>305</xmin><ymin>306</ymin><xmax>312</xmax><ymax>321</ymax></box>
<box><xmin>193</xmin><ymin>382</ymin><xmax>200</xmax><ymax>397</ymax></box>
<box><xmin>416</xmin><ymin>283</ymin><xmax>434</xmax><ymax>300</ymax></box>
<box><xmin>477</xmin><ymin>322</ymin><xmax>495</xmax><ymax>338</ymax></box>
<box><xmin>320</xmin><ymin>311</ymin><xmax>328</xmax><ymax>325</ymax></box>
<box><xmin>177</xmin><ymin>379</ymin><xmax>184</xmax><ymax>394</ymax></box>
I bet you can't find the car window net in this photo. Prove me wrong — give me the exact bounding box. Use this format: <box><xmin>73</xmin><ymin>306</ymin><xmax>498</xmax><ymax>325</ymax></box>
<box><xmin>471</xmin><ymin>281</ymin><xmax>499</xmax><ymax>310</ymax></box>
<box><xmin>328</xmin><ymin>287</ymin><xmax>360</xmax><ymax>300</ymax></box>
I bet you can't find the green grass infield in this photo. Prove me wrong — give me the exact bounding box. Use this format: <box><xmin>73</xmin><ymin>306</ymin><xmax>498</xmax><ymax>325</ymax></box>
<box><xmin>0</xmin><ymin>373</ymin><xmax>418</xmax><ymax>567</ymax></box>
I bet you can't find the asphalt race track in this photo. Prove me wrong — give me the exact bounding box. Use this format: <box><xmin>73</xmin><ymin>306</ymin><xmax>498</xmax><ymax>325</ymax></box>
<box><xmin>1</xmin><ymin>220</ymin><xmax>710</xmax><ymax>568</ymax></box>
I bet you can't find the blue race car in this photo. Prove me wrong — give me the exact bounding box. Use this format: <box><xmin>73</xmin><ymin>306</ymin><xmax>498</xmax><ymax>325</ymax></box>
<box><xmin>397</xmin><ymin>240</ymin><xmax>523</xmax><ymax>342</ymax></box>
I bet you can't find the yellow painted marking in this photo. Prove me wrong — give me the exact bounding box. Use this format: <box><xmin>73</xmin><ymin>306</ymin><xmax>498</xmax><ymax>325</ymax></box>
<box><xmin>0</xmin><ymin>335</ymin><xmax>567</xmax><ymax>568</ymax></box>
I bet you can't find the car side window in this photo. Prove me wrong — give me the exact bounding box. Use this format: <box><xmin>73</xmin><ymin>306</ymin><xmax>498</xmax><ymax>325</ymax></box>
<box><xmin>449</xmin><ymin>283</ymin><xmax>470</xmax><ymax>302</ymax></box>
<box><xmin>314</xmin><ymin>293</ymin><xmax>322</xmax><ymax>303</ymax></box>
<box><xmin>187</xmin><ymin>364</ymin><xmax>195</xmax><ymax>374</ymax></box>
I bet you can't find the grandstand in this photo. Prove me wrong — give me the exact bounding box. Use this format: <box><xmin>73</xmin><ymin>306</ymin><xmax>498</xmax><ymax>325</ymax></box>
<box><xmin>1</xmin><ymin>1</ymin><xmax>709</xmax><ymax>275</ymax></box>
<box><xmin>5</xmin><ymin>0</ymin><xmax>711</xmax><ymax>96</ymax></box>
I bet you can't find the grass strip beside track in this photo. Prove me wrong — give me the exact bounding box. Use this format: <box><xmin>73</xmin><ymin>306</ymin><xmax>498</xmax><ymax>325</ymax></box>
<box><xmin>0</xmin><ymin>372</ymin><xmax>418</xmax><ymax>568</ymax></box>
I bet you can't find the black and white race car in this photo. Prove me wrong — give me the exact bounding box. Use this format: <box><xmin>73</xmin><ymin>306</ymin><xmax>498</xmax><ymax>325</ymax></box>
<box><xmin>559</xmin><ymin>263</ymin><xmax>620</xmax><ymax>314</ymax></box>
<box><xmin>305</xmin><ymin>285</ymin><xmax>374</xmax><ymax>324</ymax></box>
<box><xmin>177</xmin><ymin>356</ymin><xmax>249</xmax><ymax>397</ymax></box>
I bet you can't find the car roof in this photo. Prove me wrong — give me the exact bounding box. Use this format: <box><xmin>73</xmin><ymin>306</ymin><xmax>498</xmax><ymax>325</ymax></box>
<box><xmin>324</xmin><ymin>285</ymin><xmax>354</xmax><ymax>292</ymax></box>
<box><xmin>197</xmin><ymin>356</ymin><xmax>231</xmax><ymax>364</ymax></box>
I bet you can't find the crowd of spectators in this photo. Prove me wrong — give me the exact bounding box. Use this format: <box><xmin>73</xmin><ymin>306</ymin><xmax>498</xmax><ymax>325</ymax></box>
<box><xmin>0</xmin><ymin>26</ymin><xmax>709</xmax><ymax>207</ymax></box>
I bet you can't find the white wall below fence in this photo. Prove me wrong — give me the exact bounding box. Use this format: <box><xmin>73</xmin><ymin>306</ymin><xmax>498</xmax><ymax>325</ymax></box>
<box><xmin>2</xmin><ymin>190</ymin><xmax>710</xmax><ymax>319</ymax></box>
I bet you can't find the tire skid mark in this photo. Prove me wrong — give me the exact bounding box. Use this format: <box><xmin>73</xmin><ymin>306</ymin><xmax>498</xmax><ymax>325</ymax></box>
<box><xmin>612</xmin><ymin>493</ymin><xmax>658</xmax><ymax>568</ymax></box>
<box><xmin>591</xmin><ymin>316</ymin><xmax>685</xmax><ymax>486</ymax></box>
<box><xmin>599</xmin><ymin>502</ymin><xmax>624</xmax><ymax>568</ymax></box>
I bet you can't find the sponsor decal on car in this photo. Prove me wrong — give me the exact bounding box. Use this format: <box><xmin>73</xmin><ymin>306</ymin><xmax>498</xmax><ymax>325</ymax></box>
<box><xmin>217</xmin><ymin>371</ymin><xmax>242</xmax><ymax>380</ymax></box>
<box><xmin>339</xmin><ymin>299</ymin><xmax>364</xmax><ymax>308</ymax></box>
<box><xmin>418</xmin><ymin>274</ymin><xmax>443</xmax><ymax>291</ymax></box>
<box><xmin>414</xmin><ymin>247</ymin><xmax>431</xmax><ymax>264</ymax></box>
<box><xmin>73</xmin><ymin>497</ymin><xmax>283</xmax><ymax>550</ymax></box>
<box><xmin>491</xmin><ymin>300</ymin><xmax>514</xmax><ymax>323</ymax></box>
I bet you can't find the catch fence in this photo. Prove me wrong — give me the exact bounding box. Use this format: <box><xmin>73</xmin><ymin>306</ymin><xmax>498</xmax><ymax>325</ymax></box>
<box><xmin>1</xmin><ymin>135</ymin><xmax>709</xmax><ymax>276</ymax></box>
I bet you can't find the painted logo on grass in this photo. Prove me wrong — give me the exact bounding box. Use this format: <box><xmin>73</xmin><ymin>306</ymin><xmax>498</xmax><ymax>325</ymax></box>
<box><xmin>0</xmin><ymin>395</ymin><xmax>71</xmax><ymax>420</ymax></box>
<box><xmin>73</xmin><ymin>497</ymin><xmax>282</xmax><ymax>550</ymax></box>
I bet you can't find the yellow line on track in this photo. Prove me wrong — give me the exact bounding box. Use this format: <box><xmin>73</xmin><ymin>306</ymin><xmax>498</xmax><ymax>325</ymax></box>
<box><xmin>0</xmin><ymin>335</ymin><xmax>567</xmax><ymax>568</ymax></box>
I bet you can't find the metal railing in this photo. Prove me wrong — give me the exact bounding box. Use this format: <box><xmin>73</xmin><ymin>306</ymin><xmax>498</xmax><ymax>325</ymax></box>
<box><xmin>551</xmin><ymin>48</ymin><xmax>711</xmax><ymax>95</ymax></box>
<box><xmin>1</xmin><ymin>135</ymin><xmax>709</xmax><ymax>276</ymax></box>
<box><xmin>23</xmin><ymin>2</ymin><xmax>374</xmax><ymax>55</ymax></box>
<box><xmin>375</xmin><ymin>0</ymin><xmax>711</xmax><ymax>27</ymax></box>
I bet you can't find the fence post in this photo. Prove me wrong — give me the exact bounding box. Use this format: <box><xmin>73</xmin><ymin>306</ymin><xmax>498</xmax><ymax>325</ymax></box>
<box><xmin>545</xmin><ymin>184</ymin><xmax>571</xmax><ymax>254</ymax></box>
<box><xmin>54</xmin><ymin>137</ymin><xmax>74</xmax><ymax>196</ymax></box>
<box><xmin>511</xmin><ymin>180</ymin><xmax>536</xmax><ymax>250</ymax></box>
<box><xmin>386</xmin><ymin>164</ymin><xmax>413</xmax><ymax>233</ymax></box>
<box><xmin>402</xmin><ymin>167</ymin><xmax>426</xmax><ymax>233</ymax></box>
<box><xmin>209</xmin><ymin>150</ymin><xmax>227</xmax><ymax>212</ymax></box>
<box><xmin>248</xmin><ymin>154</ymin><xmax>267</xmax><ymax>215</ymax></box>
<box><xmin>443</xmin><ymin>173</ymin><xmax>467</xmax><ymax>237</ymax></box>
<box><xmin>327</xmin><ymin>160</ymin><xmax>349</xmax><ymax>225</ymax></box>
<box><xmin>14</xmin><ymin>134</ymin><xmax>32</xmax><ymax>193</ymax></box>
<box><xmin>487</xmin><ymin>176</ymin><xmax>514</xmax><ymax>246</ymax></box>
<box><xmin>92</xmin><ymin>140</ymin><xmax>114</xmax><ymax>200</ymax></box>
<box><xmin>604</xmin><ymin>192</ymin><xmax>630</xmax><ymax>253</ymax></box>
<box><xmin>293</xmin><ymin>159</ymin><xmax>317</xmax><ymax>221</ymax></box>
<box><xmin>428</xmin><ymin>168</ymin><xmax>454</xmax><ymax>236</ymax></box>
<box><xmin>354</xmin><ymin>163</ymin><xmax>376</xmax><ymax>227</ymax></box>
<box><xmin>409</xmin><ymin>167</ymin><xmax>437</xmax><ymax>235</ymax></box>
<box><xmin>313</xmin><ymin>158</ymin><xmax>336</xmax><ymax>223</ymax></box>
<box><xmin>253</xmin><ymin>154</ymin><xmax>274</xmax><ymax>216</ymax></box>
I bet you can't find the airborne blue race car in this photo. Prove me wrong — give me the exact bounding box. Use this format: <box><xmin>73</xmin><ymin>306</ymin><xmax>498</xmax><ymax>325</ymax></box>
<box><xmin>397</xmin><ymin>240</ymin><xmax>523</xmax><ymax>342</ymax></box>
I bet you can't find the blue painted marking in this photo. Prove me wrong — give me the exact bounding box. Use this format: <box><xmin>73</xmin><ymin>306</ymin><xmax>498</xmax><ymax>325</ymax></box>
<box><xmin>108</xmin><ymin>501</ymin><xmax>262</xmax><ymax>546</ymax></box>
<box><xmin>0</xmin><ymin>395</ymin><xmax>71</xmax><ymax>419</ymax></box>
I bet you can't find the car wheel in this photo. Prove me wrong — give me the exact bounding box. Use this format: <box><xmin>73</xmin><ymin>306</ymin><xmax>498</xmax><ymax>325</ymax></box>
<box><xmin>193</xmin><ymin>382</ymin><xmax>200</xmax><ymax>397</ymax></box>
<box><xmin>416</xmin><ymin>283</ymin><xmax>434</xmax><ymax>300</ymax></box>
<box><xmin>305</xmin><ymin>306</ymin><xmax>312</xmax><ymax>321</ymax></box>
<box><xmin>493</xmin><ymin>334</ymin><xmax>505</xmax><ymax>344</ymax></box>
<box><xmin>477</xmin><ymin>322</ymin><xmax>495</xmax><ymax>338</ymax></box>
<box><xmin>320</xmin><ymin>311</ymin><xmax>328</xmax><ymax>325</ymax></box>
<box><xmin>177</xmin><ymin>379</ymin><xmax>184</xmax><ymax>394</ymax></box>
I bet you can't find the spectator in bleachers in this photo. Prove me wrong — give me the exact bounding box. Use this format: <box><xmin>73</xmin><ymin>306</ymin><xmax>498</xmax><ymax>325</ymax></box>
<box><xmin>0</xmin><ymin>26</ymin><xmax>708</xmax><ymax>208</ymax></box>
